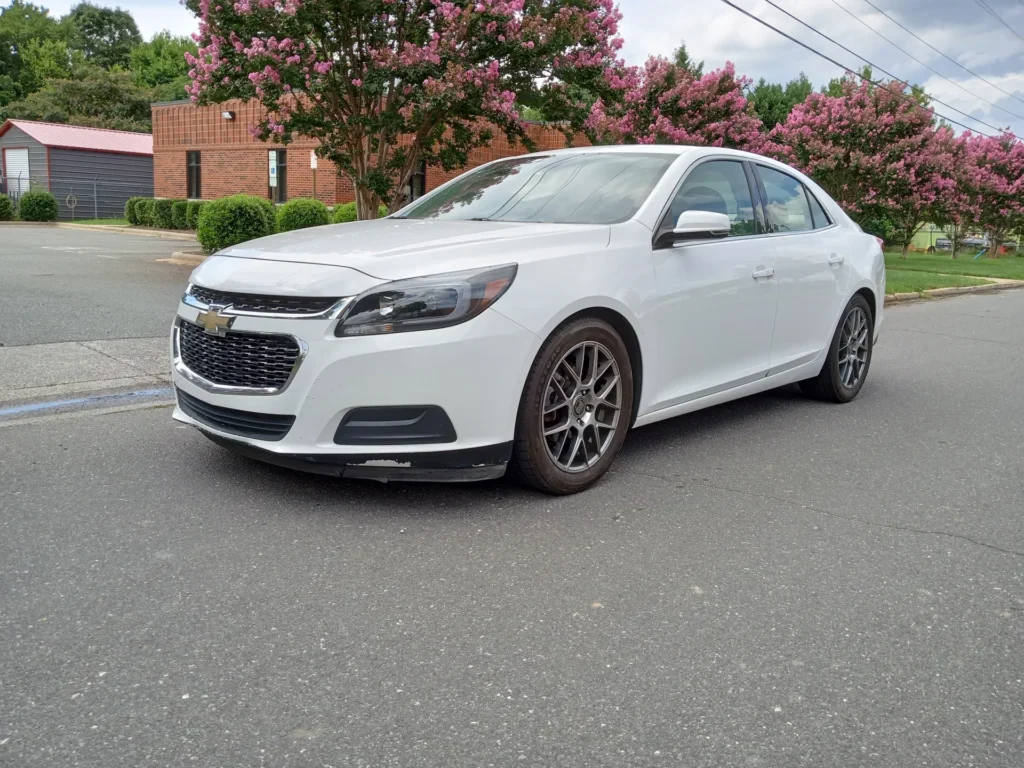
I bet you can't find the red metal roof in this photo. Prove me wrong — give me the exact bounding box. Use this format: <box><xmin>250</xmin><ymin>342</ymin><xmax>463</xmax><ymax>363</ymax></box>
<box><xmin>0</xmin><ymin>119</ymin><xmax>152</xmax><ymax>156</ymax></box>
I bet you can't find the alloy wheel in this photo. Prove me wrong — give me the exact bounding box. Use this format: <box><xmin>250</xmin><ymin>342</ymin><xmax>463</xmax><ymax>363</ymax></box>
<box><xmin>541</xmin><ymin>341</ymin><xmax>622</xmax><ymax>473</ymax></box>
<box><xmin>838</xmin><ymin>306</ymin><xmax>870</xmax><ymax>389</ymax></box>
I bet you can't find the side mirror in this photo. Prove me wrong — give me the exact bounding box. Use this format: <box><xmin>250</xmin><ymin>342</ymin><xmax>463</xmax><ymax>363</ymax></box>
<box><xmin>672</xmin><ymin>210</ymin><xmax>731</xmax><ymax>241</ymax></box>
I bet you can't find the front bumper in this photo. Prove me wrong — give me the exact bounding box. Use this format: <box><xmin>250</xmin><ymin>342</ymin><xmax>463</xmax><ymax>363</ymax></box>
<box><xmin>170</xmin><ymin>298</ymin><xmax>539</xmax><ymax>478</ymax></box>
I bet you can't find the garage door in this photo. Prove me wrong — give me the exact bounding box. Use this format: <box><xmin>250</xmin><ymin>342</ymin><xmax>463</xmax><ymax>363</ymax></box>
<box><xmin>3</xmin><ymin>148</ymin><xmax>30</xmax><ymax>194</ymax></box>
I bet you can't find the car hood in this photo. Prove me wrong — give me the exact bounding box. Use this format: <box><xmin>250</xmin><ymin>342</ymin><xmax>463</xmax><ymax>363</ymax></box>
<box><xmin>218</xmin><ymin>219</ymin><xmax>611</xmax><ymax>280</ymax></box>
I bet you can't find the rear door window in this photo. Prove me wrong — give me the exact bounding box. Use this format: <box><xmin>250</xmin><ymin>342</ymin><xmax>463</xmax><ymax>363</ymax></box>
<box><xmin>757</xmin><ymin>166</ymin><xmax>813</xmax><ymax>234</ymax></box>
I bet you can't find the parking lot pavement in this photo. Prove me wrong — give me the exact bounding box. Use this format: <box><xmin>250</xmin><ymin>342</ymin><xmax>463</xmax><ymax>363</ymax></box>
<box><xmin>1</xmin><ymin>291</ymin><xmax>1022</xmax><ymax>767</ymax></box>
<box><xmin>0</xmin><ymin>226</ymin><xmax>192</xmax><ymax>346</ymax></box>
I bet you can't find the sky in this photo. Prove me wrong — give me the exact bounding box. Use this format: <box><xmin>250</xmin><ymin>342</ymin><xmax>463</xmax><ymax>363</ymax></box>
<box><xmin>34</xmin><ymin>0</ymin><xmax>1024</xmax><ymax>137</ymax></box>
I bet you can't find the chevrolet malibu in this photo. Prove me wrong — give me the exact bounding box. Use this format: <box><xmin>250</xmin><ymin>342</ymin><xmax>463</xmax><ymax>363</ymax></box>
<box><xmin>171</xmin><ymin>145</ymin><xmax>885</xmax><ymax>494</ymax></box>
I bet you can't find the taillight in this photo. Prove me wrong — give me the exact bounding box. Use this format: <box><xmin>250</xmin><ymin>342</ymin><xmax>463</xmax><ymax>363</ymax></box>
<box><xmin>874</xmin><ymin>236</ymin><xmax>885</xmax><ymax>250</ymax></box>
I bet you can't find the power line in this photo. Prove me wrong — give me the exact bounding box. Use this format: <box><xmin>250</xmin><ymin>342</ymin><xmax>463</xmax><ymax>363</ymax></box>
<box><xmin>830</xmin><ymin>0</ymin><xmax>1024</xmax><ymax>122</ymax></box>
<box><xmin>972</xmin><ymin>0</ymin><xmax>1024</xmax><ymax>43</ymax></box>
<box><xmin>715</xmin><ymin>0</ymin><xmax>997</xmax><ymax>136</ymax></box>
<box><xmin>762</xmin><ymin>0</ymin><xmax>1012</xmax><ymax>134</ymax></box>
<box><xmin>856</xmin><ymin>0</ymin><xmax>1024</xmax><ymax>109</ymax></box>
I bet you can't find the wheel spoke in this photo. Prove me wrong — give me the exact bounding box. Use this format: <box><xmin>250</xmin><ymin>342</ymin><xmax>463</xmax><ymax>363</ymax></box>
<box><xmin>544</xmin><ymin>397</ymin><xmax>569</xmax><ymax>415</ymax></box>
<box><xmin>544</xmin><ymin>420</ymin><xmax>570</xmax><ymax>437</ymax></box>
<box><xmin>567</xmin><ymin>432</ymin><xmax>583</xmax><ymax>467</ymax></box>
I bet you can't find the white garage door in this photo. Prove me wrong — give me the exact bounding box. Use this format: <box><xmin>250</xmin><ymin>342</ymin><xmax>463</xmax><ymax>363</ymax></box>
<box><xmin>4</xmin><ymin>148</ymin><xmax>30</xmax><ymax>195</ymax></box>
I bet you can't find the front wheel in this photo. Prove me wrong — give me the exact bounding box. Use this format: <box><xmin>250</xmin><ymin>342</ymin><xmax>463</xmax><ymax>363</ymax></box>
<box><xmin>799</xmin><ymin>295</ymin><xmax>873</xmax><ymax>403</ymax></box>
<box><xmin>512</xmin><ymin>318</ymin><xmax>634</xmax><ymax>495</ymax></box>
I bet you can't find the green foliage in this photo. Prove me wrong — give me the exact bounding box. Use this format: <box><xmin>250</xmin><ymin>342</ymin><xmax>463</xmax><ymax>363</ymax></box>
<box><xmin>197</xmin><ymin>194</ymin><xmax>277</xmax><ymax>253</ymax></box>
<box><xmin>331</xmin><ymin>201</ymin><xmax>388</xmax><ymax>223</ymax></box>
<box><xmin>0</xmin><ymin>0</ymin><xmax>67</xmax><ymax>106</ymax></box>
<box><xmin>152</xmin><ymin>198</ymin><xmax>175</xmax><ymax>229</ymax></box>
<box><xmin>672</xmin><ymin>42</ymin><xmax>703</xmax><ymax>78</ymax></box>
<box><xmin>129</xmin><ymin>31</ymin><xmax>196</xmax><ymax>101</ymax></box>
<box><xmin>0</xmin><ymin>193</ymin><xmax>14</xmax><ymax>221</ymax></box>
<box><xmin>276</xmin><ymin>198</ymin><xmax>330</xmax><ymax>232</ymax></box>
<box><xmin>18</xmin><ymin>189</ymin><xmax>58</xmax><ymax>221</ymax></box>
<box><xmin>749</xmin><ymin>73</ymin><xmax>813</xmax><ymax>128</ymax></box>
<box><xmin>123</xmin><ymin>195</ymin><xmax>144</xmax><ymax>224</ymax></box>
<box><xmin>65</xmin><ymin>2</ymin><xmax>141</xmax><ymax>70</ymax></box>
<box><xmin>185</xmin><ymin>200</ymin><xmax>207</xmax><ymax>230</ymax></box>
<box><xmin>134</xmin><ymin>197</ymin><xmax>154</xmax><ymax>226</ymax></box>
<box><xmin>171</xmin><ymin>199</ymin><xmax>189</xmax><ymax>229</ymax></box>
<box><xmin>1</xmin><ymin>64</ymin><xmax>153</xmax><ymax>131</ymax></box>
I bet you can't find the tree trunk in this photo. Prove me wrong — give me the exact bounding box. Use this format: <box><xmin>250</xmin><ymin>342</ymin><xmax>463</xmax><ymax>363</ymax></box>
<box><xmin>900</xmin><ymin>242</ymin><xmax>910</xmax><ymax>259</ymax></box>
<box><xmin>355</xmin><ymin>186</ymin><xmax>380</xmax><ymax>221</ymax></box>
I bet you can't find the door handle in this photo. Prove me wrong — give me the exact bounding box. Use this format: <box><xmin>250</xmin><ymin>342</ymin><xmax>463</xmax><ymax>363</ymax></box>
<box><xmin>751</xmin><ymin>267</ymin><xmax>775</xmax><ymax>279</ymax></box>
<box><xmin>828</xmin><ymin>253</ymin><xmax>845</xmax><ymax>265</ymax></box>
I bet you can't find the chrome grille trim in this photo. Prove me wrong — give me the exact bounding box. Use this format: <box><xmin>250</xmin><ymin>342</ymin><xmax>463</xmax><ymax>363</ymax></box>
<box><xmin>172</xmin><ymin>318</ymin><xmax>308</xmax><ymax>395</ymax></box>
<box><xmin>183</xmin><ymin>284</ymin><xmax>350</xmax><ymax>319</ymax></box>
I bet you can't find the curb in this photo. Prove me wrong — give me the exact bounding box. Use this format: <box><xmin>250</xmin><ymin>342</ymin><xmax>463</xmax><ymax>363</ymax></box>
<box><xmin>885</xmin><ymin>280</ymin><xmax>1024</xmax><ymax>304</ymax></box>
<box><xmin>158</xmin><ymin>251</ymin><xmax>207</xmax><ymax>266</ymax></box>
<box><xmin>56</xmin><ymin>223</ymin><xmax>198</xmax><ymax>241</ymax></box>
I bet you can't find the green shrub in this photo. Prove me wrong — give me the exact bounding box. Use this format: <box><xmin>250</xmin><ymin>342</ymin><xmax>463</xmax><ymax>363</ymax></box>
<box><xmin>18</xmin><ymin>190</ymin><xmax>59</xmax><ymax>222</ymax></box>
<box><xmin>0</xmin><ymin>193</ymin><xmax>13</xmax><ymax>222</ymax></box>
<box><xmin>124</xmin><ymin>196</ymin><xmax>144</xmax><ymax>225</ymax></box>
<box><xmin>331</xmin><ymin>201</ymin><xmax>388</xmax><ymax>223</ymax></box>
<box><xmin>171</xmin><ymin>200</ymin><xmax>189</xmax><ymax>229</ymax></box>
<box><xmin>135</xmin><ymin>198</ymin><xmax>155</xmax><ymax>226</ymax></box>
<box><xmin>185</xmin><ymin>200</ymin><xmax>207</xmax><ymax>230</ymax></box>
<box><xmin>277</xmin><ymin>198</ymin><xmax>330</xmax><ymax>232</ymax></box>
<box><xmin>197</xmin><ymin>194</ymin><xmax>277</xmax><ymax>252</ymax></box>
<box><xmin>152</xmin><ymin>198</ymin><xmax>176</xmax><ymax>229</ymax></box>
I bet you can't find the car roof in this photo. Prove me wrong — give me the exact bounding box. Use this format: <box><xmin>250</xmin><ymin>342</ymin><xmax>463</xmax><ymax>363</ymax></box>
<box><xmin>543</xmin><ymin>144</ymin><xmax>763</xmax><ymax>161</ymax></box>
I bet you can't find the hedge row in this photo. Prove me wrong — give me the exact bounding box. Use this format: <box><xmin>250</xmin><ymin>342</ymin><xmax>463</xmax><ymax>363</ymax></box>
<box><xmin>0</xmin><ymin>190</ymin><xmax>59</xmax><ymax>221</ymax></box>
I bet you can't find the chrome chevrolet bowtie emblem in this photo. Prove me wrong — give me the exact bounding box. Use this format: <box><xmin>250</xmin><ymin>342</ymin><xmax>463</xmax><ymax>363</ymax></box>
<box><xmin>195</xmin><ymin>305</ymin><xmax>234</xmax><ymax>336</ymax></box>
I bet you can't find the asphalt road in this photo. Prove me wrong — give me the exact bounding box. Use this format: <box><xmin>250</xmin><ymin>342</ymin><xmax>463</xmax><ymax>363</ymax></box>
<box><xmin>2</xmin><ymin>291</ymin><xmax>1023</xmax><ymax>767</ymax></box>
<box><xmin>0</xmin><ymin>226</ymin><xmax>193</xmax><ymax>346</ymax></box>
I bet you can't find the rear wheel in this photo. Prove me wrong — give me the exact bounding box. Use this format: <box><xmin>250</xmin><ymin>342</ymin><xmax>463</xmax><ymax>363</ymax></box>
<box><xmin>799</xmin><ymin>295</ymin><xmax>873</xmax><ymax>403</ymax></box>
<box><xmin>512</xmin><ymin>318</ymin><xmax>633</xmax><ymax>495</ymax></box>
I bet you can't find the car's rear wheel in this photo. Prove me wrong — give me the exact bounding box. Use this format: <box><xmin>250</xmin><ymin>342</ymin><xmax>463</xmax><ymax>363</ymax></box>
<box><xmin>799</xmin><ymin>295</ymin><xmax>873</xmax><ymax>403</ymax></box>
<box><xmin>512</xmin><ymin>318</ymin><xmax>634</xmax><ymax>495</ymax></box>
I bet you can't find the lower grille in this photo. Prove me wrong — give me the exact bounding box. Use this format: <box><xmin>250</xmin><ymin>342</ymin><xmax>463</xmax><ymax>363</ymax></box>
<box><xmin>189</xmin><ymin>285</ymin><xmax>339</xmax><ymax>315</ymax></box>
<box><xmin>178</xmin><ymin>321</ymin><xmax>301</xmax><ymax>391</ymax></box>
<box><xmin>176</xmin><ymin>388</ymin><xmax>295</xmax><ymax>441</ymax></box>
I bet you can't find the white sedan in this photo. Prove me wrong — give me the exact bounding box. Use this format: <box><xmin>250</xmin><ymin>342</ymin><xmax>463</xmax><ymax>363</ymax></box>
<box><xmin>171</xmin><ymin>145</ymin><xmax>885</xmax><ymax>494</ymax></box>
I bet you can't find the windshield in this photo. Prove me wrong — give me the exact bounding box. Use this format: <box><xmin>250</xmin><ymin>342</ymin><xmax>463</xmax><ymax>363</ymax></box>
<box><xmin>397</xmin><ymin>152</ymin><xmax>676</xmax><ymax>225</ymax></box>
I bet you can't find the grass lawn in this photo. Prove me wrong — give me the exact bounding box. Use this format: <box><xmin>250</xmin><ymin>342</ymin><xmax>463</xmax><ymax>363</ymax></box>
<box><xmin>66</xmin><ymin>217</ymin><xmax>131</xmax><ymax>226</ymax></box>
<box><xmin>886</xmin><ymin>268</ymin><xmax>990</xmax><ymax>295</ymax></box>
<box><xmin>885</xmin><ymin>249</ymin><xmax>1024</xmax><ymax>281</ymax></box>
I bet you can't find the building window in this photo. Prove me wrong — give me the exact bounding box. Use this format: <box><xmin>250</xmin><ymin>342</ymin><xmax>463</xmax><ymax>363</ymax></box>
<box><xmin>269</xmin><ymin>149</ymin><xmax>287</xmax><ymax>203</ymax></box>
<box><xmin>186</xmin><ymin>151</ymin><xmax>201</xmax><ymax>199</ymax></box>
<box><xmin>410</xmin><ymin>160</ymin><xmax>427</xmax><ymax>201</ymax></box>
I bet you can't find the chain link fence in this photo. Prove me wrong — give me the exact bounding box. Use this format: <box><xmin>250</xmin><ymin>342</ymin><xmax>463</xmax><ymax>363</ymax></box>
<box><xmin>0</xmin><ymin>173</ymin><xmax>154</xmax><ymax>220</ymax></box>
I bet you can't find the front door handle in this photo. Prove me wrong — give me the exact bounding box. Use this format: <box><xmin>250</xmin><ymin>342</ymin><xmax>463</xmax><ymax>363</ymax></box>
<box><xmin>828</xmin><ymin>253</ymin><xmax>845</xmax><ymax>265</ymax></box>
<box><xmin>752</xmin><ymin>267</ymin><xmax>775</xmax><ymax>279</ymax></box>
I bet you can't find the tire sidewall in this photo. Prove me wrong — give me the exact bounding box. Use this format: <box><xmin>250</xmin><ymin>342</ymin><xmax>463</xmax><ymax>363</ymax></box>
<box><xmin>518</xmin><ymin>319</ymin><xmax>634</xmax><ymax>493</ymax></box>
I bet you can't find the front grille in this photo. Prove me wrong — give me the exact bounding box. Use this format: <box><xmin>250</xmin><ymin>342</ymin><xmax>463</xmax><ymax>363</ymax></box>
<box><xmin>176</xmin><ymin>388</ymin><xmax>295</xmax><ymax>441</ymax></box>
<box><xmin>189</xmin><ymin>285</ymin><xmax>339</xmax><ymax>315</ymax></box>
<box><xmin>178</xmin><ymin>321</ymin><xmax>301</xmax><ymax>390</ymax></box>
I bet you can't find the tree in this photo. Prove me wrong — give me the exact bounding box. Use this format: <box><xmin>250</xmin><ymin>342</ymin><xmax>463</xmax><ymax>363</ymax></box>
<box><xmin>65</xmin><ymin>2</ymin><xmax>141</xmax><ymax>70</ymax></box>
<box><xmin>1</xmin><ymin>64</ymin><xmax>152</xmax><ymax>131</ymax></box>
<box><xmin>748</xmin><ymin>73</ymin><xmax>811</xmax><ymax>128</ymax></box>
<box><xmin>185</xmin><ymin>0</ymin><xmax>627</xmax><ymax>219</ymax></box>
<box><xmin>774</xmin><ymin>77</ymin><xmax>959</xmax><ymax>257</ymax></box>
<box><xmin>130</xmin><ymin>31</ymin><xmax>197</xmax><ymax>101</ymax></box>
<box><xmin>0</xmin><ymin>0</ymin><xmax>66</xmax><ymax>105</ymax></box>
<box><xmin>963</xmin><ymin>132</ymin><xmax>1024</xmax><ymax>256</ymax></box>
<box><xmin>585</xmin><ymin>57</ymin><xmax>776</xmax><ymax>154</ymax></box>
<box><xmin>672</xmin><ymin>42</ymin><xmax>703</xmax><ymax>78</ymax></box>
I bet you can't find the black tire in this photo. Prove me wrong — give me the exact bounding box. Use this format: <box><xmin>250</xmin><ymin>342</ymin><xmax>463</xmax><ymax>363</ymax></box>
<box><xmin>799</xmin><ymin>295</ymin><xmax>874</xmax><ymax>403</ymax></box>
<box><xmin>512</xmin><ymin>317</ymin><xmax>634</xmax><ymax>495</ymax></box>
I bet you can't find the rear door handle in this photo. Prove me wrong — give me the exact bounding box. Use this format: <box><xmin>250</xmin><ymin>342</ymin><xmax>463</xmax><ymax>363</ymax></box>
<box><xmin>752</xmin><ymin>267</ymin><xmax>775</xmax><ymax>279</ymax></box>
<box><xmin>828</xmin><ymin>253</ymin><xmax>845</xmax><ymax>265</ymax></box>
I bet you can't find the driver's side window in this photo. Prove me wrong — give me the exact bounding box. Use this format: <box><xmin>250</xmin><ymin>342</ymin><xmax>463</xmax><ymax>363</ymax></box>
<box><xmin>664</xmin><ymin>160</ymin><xmax>759</xmax><ymax>238</ymax></box>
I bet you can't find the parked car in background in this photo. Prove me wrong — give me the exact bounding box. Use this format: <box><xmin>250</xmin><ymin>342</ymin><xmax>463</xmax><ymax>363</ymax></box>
<box><xmin>170</xmin><ymin>146</ymin><xmax>886</xmax><ymax>494</ymax></box>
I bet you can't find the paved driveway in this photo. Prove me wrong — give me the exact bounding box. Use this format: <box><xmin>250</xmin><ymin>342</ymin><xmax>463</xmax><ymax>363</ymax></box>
<box><xmin>1</xmin><ymin>291</ymin><xmax>1022</xmax><ymax>767</ymax></box>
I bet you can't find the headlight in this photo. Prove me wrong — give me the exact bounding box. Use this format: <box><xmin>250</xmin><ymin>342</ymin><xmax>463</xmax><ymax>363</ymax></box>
<box><xmin>335</xmin><ymin>264</ymin><xmax>517</xmax><ymax>337</ymax></box>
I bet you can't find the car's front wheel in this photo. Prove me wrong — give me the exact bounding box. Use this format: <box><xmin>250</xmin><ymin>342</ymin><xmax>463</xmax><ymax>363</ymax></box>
<box><xmin>512</xmin><ymin>318</ymin><xmax>634</xmax><ymax>495</ymax></box>
<box><xmin>799</xmin><ymin>294</ymin><xmax>874</xmax><ymax>403</ymax></box>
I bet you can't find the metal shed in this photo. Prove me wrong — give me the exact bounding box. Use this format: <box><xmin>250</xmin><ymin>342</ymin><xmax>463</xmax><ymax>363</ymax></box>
<box><xmin>0</xmin><ymin>120</ymin><xmax>154</xmax><ymax>220</ymax></box>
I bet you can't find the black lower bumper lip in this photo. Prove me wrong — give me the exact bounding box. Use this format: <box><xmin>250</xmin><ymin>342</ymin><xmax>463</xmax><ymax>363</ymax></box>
<box><xmin>201</xmin><ymin>431</ymin><xmax>513</xmax><ymax>483</ymax></box>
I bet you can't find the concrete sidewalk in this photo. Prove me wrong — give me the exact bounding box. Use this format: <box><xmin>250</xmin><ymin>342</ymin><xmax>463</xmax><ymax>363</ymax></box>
<box><xmin>0</xmin><ymin>337</ymin><xmax>171</xmax><ymax>405</ymax></box>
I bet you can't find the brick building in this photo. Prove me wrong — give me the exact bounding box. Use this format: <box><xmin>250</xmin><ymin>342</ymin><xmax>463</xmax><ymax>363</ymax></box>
<box><xmin>152</xmin><ymin>99</ymin><xmax>579</xmax><ymax>205</ymax></box>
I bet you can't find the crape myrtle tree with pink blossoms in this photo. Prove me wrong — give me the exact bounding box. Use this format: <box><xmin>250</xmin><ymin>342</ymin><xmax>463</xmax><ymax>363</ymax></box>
<box><xmin>773</xmin><ymin>76</ymin><xmax>960</xmax><ymax>258</ymax></box>
<box><xmin>184</xmin><ymin>0</ymin><xmax>627</xmax><ymax>219</ymax></box>
<box><xmin>584</xmin><ymin>56</ymin><xmax>775</xmax><ymax>153</ymax></box>
<box><xmin>962</xmin><ymin>131</ymin><xmax>1024</xmax><ymax>256</ymax></box>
